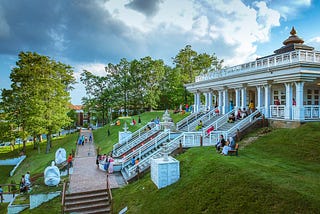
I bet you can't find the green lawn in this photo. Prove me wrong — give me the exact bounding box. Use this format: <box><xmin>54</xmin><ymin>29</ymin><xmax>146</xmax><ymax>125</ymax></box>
<box><xmin>0</xmin><ymin>165</ymin><xmax>14</xmax><ymax>183</ymax></box>
<box><xmin>112</xmin><ymin>122</ymin><xmax>320</xmax><ymax>213</ymax></box>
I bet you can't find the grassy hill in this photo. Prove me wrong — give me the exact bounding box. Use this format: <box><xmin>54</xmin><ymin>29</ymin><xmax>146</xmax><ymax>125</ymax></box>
<box><xmin>112</xmin><ymin>122</ymin><xmax>320</xmax><ymax>213</ymax></box>
<box><xmin>1</xmin><ymin>113</ymin><xmax>320</xmax><ymax>213</ymax></box>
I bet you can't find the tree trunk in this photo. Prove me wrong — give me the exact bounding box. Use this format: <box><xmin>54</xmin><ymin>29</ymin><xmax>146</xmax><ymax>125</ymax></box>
<box><xmin>46</xmin><ymin>134</ymin><xmax>51</xmax><ymax>153</ymax></box>
<box><xmin>33</xmin><ymin>136</ymin><xmax>37</xmax><ymax>149</ymax></box>
<box><xmin>22</xmin><ymin>140</ymin><xmax>26</xmax><ymax>154</ymax></box>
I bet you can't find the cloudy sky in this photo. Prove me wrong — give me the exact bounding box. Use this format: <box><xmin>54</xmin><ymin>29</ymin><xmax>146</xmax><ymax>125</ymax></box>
<box><xmin>0</xmin><ymin>0</ymin><xmax>320</xmax><ymax>104</ymax></box>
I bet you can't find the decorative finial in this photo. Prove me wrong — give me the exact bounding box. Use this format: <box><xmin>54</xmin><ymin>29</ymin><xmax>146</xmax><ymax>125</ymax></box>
<box><xmin>290</xmin><ymin>27</ymin><xmax>296</xmax><ymax>36</ymax></box>
<box><xmin>282</xmin><ymin>26</ymin><xmax>304</xmax><ymax>46</ymax></box>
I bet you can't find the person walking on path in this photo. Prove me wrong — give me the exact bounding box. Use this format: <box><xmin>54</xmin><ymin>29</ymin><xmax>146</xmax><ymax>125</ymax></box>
<box><xmin>0</xmin><ymin>186</ymin><xmax>4</xmax><ymax>203</ymax></box>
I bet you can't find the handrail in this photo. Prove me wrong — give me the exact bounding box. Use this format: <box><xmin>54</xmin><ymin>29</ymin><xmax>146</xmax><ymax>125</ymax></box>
<box><xmin>127</xmin><ymin>132</ymin><xmax>183</xmax><ymax>177</ymax></box>
<box><xmin>225</xmin><ymin>110</ymin><xmax>261</xmax><ymax>139</ymax></box>
<box><xmin>113</xmin><ymin>129</ymin><xmax>160</xmax><ymax>157</ymax></box>
<box><xmin>121</xmin><ymin>130</ymin><xmax>170</xmax><ymax>164</ymax></box>
<box><xmin>186</xmin><ymin>109</ymin><xmax>216</xmax><ymax>131</ymax></box>
<box><xmin>118</xmin><ymin>122</ymin><xmax>156</xmax><ymax>145</ymax></box>
<box><xmin>113</xmin><ymin>123</ymin><xmax>157</xmax><ymax>156</ymax></box>
<box><xmin>0</xmin><ymin>183</ymin><xmax>20</xmax><ymax>194</ymax></box>
<box><xmin>213</xmin><ymin>110</ymin><xmax>235</xmax><ymax>130</ymax></box>
<box><xmin>61</xmin><ymin>181</ymin><xmax>69</xmax><ymax>214</ymax></box>
<box><xmin>106</xmin><ymin>174</ymin><xmax>113</xmax><ymax>213</ymax></box>
<box><xmin>176</xmin><ymin>112</ymin><xmax>198</xmax><ymax>129</ymax></box>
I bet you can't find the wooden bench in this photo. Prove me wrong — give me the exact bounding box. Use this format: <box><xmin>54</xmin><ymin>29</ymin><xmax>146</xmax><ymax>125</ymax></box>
<box><xmin>228</xmin><ymin>143</ymin><xmax>239</xmax><ymax>156</ymax></box>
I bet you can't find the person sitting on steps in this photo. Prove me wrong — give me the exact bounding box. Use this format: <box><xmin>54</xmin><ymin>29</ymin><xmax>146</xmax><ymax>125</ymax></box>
<box><xmin>206</xmin><ymin>125</ymin><xmax>215</xmax><ymax>136</ymax></box>
<box><xmin>195</xmin><ymin>120</ymin><xmax>203</xmax><ymax>131</ymax></box>
<box><xmin>228</xmin><ymin>113</ymin><xmax>235</xmax><ymax>123</ymax></box>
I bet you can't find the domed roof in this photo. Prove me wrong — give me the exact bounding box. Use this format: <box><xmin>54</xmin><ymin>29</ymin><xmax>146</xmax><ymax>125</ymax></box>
<box><xmin>283</xmin><ymin>27</ymin><xmax>304</xmax><ymax>45</ymax></box>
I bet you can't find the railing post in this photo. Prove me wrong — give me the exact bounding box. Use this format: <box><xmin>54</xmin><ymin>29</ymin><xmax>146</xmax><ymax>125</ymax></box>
<box><xmin>200</xmin><ymin>134</ymin><xmax>203</xmax><ymax>146</ymax></box>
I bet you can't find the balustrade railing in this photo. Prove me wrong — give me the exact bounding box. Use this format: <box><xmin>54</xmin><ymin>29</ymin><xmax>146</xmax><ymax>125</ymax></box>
<box><xmin>268</xmin><ymin>105</ymin><xmax>320</xmax><ymax>120</ymax></box>
<box><xmin>195</xmin><ymin>50</ymin><xmax>320</xmax><ymax>82</ymax></box>
<box><xmin>126</xmin><ymin>131</ymin><xmax>178</xmax><ymax>177</ymax></box>
<box><xmin>121</xmin><ymin>130</ymin><xmax>170</xmax><ymax>168</ymax></box>
<box><xmin>303</xmin><ymin>105</ymin><xmax>320</xmax><ymax>119</ymax></box>
<box><xmin>113</xmin><ymin>123</ymin><xmax>157</xmax><ymax>156</ymax></box>
<box><xmin>186</xmin><ymin>109</ymin><xmax>216</xmax><ymax>131</ymax></box>
<box><xmin>176</xmin><ymin>112</ymin><xmax>198</xmax><ymax>130</ymax></box>
<box><xmin>270</xmin><ymin>105</ymin><xmax>285</xmax><ymax>119</ymax></box>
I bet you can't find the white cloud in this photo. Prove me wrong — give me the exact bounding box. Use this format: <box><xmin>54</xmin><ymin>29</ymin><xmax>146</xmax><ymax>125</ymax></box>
<box><xmin>270</xmin><ymin>0</ymin><xmax>311</xmax><ymax>20</ymax></box>
<box><xmin>308</xmin><ymin>37</ymin><xmax>320</xmax><ymax>43</ymax></box>
<box><xmin>70</xmin><ymin>62</ymin><xmax>107</xmax><ymax>104</ymax></box>
<box><xmin>101</xmin><ymin>0</ymin><xmax>281</xmax><ymax>66</ymax></box>
<box><xmin>192</xmin><ymin>15</ymin><xmax>209</xmax><ymax>39</ymax></box>
<box><xmin>73</xmin><ymin>63</ymin><xmax>106</xmax><ymax>79</ymax></box>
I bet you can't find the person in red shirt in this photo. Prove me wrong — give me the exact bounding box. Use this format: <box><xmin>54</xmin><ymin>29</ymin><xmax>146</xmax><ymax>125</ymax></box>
<box><xmin>67</xmin><ymin>154</ymin><xmax>73</xmax><ymax>168</ymax></box>
<box><xmin>132</xmin><ymin>118</ymin><xmax>136</xmax><ymax>125</ymax></box>
<box><xmin>206</xmin><ymin>125</ymin><xmax>215</xmax><ymax>136</ymax></box>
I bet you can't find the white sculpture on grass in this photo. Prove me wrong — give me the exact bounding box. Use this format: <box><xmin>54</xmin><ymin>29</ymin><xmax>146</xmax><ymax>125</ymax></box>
<box><xmin>44</xmin><ymin>161</ymin><xmax>60</xmax><ymax>186</ymax></box>
<box><xmin>55</xmin><ymin>148</ymin><xmax>66</xmax><ymax>164</ymax></box>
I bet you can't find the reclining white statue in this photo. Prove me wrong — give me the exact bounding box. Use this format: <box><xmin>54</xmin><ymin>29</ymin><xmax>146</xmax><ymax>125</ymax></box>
<box><xmin>44</xmin><ymin>161</ymin><xmax>60</xmax><ymax>186</ymax></box>
<box><xmin>55</xmin><ymin>148</ymin><xmax>66</xmax><ymax>165</ymax></box>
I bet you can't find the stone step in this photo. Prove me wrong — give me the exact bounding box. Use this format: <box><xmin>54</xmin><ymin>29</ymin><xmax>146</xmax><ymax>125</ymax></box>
<box><xmin>64</xmin><ymin>200</ymin><xmax>110</xmax><ymax>213</ymax></box>
<box><xmin>65</xmin><ymin>189</ymin><xmax>108</xmax><ymax>200</ymax></box>
<box><xmin>65</xmin><ymin>195</ymin><xmax>109</xmax><ymax>207</ymax></box>
<box><xmin>79</xmin><ymin>206</ymin><xmax>112</xmax><ymax>214</ymax></box>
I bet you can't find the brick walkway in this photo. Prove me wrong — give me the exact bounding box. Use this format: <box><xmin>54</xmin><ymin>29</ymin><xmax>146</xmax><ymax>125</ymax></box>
<box><xmin>68</xmin><ymin>129</ymin><xmax>125</xmax><ymax>193</ymax></box>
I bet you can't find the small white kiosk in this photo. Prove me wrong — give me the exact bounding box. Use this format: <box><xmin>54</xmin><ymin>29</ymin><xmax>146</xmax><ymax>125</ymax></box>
<box><xmin>151</xmin><ymin>142</ymin><xmax>180</xmax><ymax>189</ymax></box>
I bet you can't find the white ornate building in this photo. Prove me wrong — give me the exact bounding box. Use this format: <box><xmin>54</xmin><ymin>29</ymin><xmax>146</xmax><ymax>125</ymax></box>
<box><xmin>186</xmin><ymin>28</ymin><xmax>320</xmax><ymax>122</ymax></box>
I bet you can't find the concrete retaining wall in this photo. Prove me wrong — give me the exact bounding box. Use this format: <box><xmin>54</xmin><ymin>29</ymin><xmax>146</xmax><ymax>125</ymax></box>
<box><xmin>10</xmin><ymin>156</ymin><xmax>27</xmax><ymax>176</ymax></box>
<box><xmin>30</xmin><ymin>191</ymin><xmax>61</xmax><ymax>209</ymax></box>
<box><xmin>0</xmin><ymin>155</ymin><xmax>26</xmax><ymax>166</ymax></box>
<box><xmin>269</xmin><ymin>120</ymin><xmax>303</xmax><ymax>128</ymax></box>
<box><xmin>7</xmin><ymin>195</ymin><xmax>29</xmax><ymax>214</ymax></box>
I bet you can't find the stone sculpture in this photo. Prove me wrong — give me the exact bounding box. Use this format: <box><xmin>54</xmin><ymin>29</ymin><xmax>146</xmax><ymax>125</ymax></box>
<box><xmin>44</xmin><ymin>161</ymin><xmax>60</xmax><ymax>186</ymax></box>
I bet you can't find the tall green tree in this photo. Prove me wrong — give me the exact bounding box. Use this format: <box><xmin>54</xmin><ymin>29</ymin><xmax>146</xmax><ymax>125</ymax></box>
<box><xmin>80</xmin><ymin>70</ymin><xmax>113</xmax><ymax>125</ymax></box>
<box><xmin>1</xmin><ymin>51</ymin><xmax>75</xmax><ymax>153</ymax></box>
<box><xmin>172</xmin><ymin>45</ymin><xmax>224</xmax><ymax>106</ymax></box>
<box><xmin>173</xmin><ymin>45</ymin><xmax>224</xmax><ymax>83</ymax></box>
<box><xmin>106</xmin><ymin>59</ymin><xmax>132</xmax><ymax>116</ymax></box>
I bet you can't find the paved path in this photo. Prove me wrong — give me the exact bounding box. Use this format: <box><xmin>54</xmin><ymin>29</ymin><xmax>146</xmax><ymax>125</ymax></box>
<box><xmin>68</xmin><ymin>129</ymin><xmax>125</xmax><ymax>193</ymax></box>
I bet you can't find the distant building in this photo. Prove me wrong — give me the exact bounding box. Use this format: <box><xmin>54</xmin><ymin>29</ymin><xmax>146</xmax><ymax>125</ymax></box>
<box><xmin>186</xmin><ymin>27</ymin><xmax>320</xmax><ymax>122</ymax></box>
<box><xmin>69</xmin><ymin>104</ymin><xmax>89</xmax><ymax>127</ymax></box>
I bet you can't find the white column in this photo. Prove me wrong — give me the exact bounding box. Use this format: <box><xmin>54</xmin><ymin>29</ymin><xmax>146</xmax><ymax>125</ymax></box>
<box><xmin>208</xmin><ymin>91</ymin><xmax>213</xmax><ymax>110</ymax></box>
<box><xmin>196</xmin><ymin>92</ymin><xmax>201</xmax><ymax>112</ymax></box>
<box><xmin>256</xmin><ymin>86</ymin><xmax>263</xmax><ymax>111</ymax></box>
<box><xmin>264</xmin><ymin>85</ymin><xmax>271</xmax><ymax>118</ymax></box>
<box><xmin>204</xmin><ymin>92</ymin><xmax>209</xmax><ymax>110</ymax></box>
<box><xmin>235</xmin><ymin>88</ymin><xmax>240</xmax><ymax>111</ymax></box>
<box><xmin>241</xmin><ymin>87</ymin><xmax>247</xmax><ymax>110</ymax></box>
<box><xmin>193</xmin><ymin>93</ymin><xmax>197</xmax><ymax>113</ymax></box>
<box><xmin>222</xmin><ymin>89</ymin><xmax>229</xmax><ymax>114</ymax></box>
<box><xmin>285</xmin><ymin>83</ymin><xmax>293</xmax><ymax>120</ymax></box>
<box><xmin>218</xmin><ymin>90</ymin><xmax>223</xmax><ymax>113</ymax></box>
<box><xmin>295</xmin><ymin>82</ymin><xmax>305</xmax><ymax>120</ymax></box>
